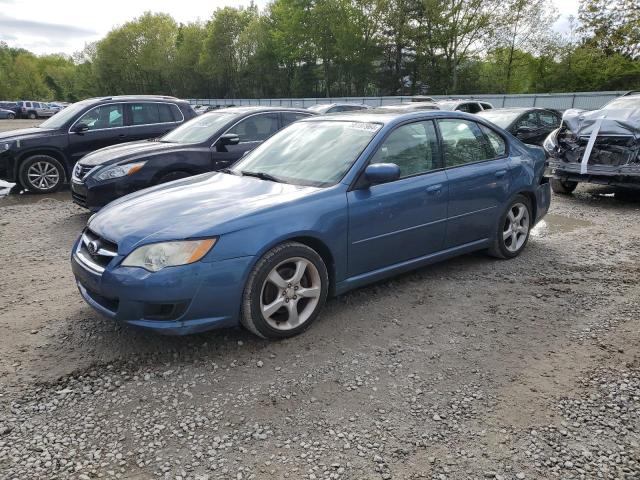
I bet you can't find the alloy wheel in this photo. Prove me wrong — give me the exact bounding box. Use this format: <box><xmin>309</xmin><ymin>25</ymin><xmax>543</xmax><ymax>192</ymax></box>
<box><xmin>502</xmin><ymin>202</ymin><xmax>530</xmax><ymax>253</ymax></box>
<box><xmin>260</xmin><ymin>257</ymin><xmax>321</xmax><ymax>331</ymax></box>
<box><xmin>27</xmin><ymin>161</ymin><xmax>60</xmax><ymax>190</ymax></box>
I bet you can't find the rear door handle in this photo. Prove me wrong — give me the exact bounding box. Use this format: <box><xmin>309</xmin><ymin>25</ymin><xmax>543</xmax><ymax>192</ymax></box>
<box><xmin>495</xmin><ymin>169</ymin><xmax>507</xmax><ymax>178</ymax></box>
<box><xmin>118</xmin><ymin>134</ymin><xmax>127</xmax><ymax>138</ymax></box>
<box><xmin>426</xmin><ymin>184</ymin><xmax>443</xmax><ymax>195</ymax></box>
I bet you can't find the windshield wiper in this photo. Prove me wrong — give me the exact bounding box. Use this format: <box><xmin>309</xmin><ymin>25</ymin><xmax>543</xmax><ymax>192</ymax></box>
<box><xmin>240</xmin><ymin>170</ymin><xmax>283</xmax><ymax>183</ymax></box>
<box><xmin>220</xmin><ymin>168</ymin><xmax>241</xmax><ymax>176</ymax></box>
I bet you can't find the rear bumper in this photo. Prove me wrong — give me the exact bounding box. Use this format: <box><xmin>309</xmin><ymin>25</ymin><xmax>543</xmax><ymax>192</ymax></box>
<box><xmin>71</xmin><ymin>237</ymin><xmax>255</xmax><ymax>335</ymax></box>
<box><xmin>535</xmin><ymin>178</ymin><xmax>551</xmax><ymax>224</ymax></box>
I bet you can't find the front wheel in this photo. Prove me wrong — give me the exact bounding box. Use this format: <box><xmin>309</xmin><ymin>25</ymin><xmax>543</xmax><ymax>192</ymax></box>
<box><xmin>550</xmin><ymin>178</ymin><xmax>577</xmax><ymax>194</ymax></box>
<box><xmin>241</xmin><ymin>242</ymin><xmax>329</xmax><ymax>339</ymax></box>
<box><xmin>19</xmin><ymin>155</ymin><xmax>65</xmax><ymax>193</ymax></box>
<box><xmin>488</xmin><ymin>195</ymin><xmax>532</xmax><ymax>259</ymax></box>
<box><xmin>7</xmin><ymin>113</ymin><xmax>15</xmax><ymax>120</ymax></box>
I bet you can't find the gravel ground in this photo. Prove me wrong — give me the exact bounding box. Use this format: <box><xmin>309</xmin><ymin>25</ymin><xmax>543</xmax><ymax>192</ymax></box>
<box><xmin>0</xmin><ymin>173</ymin><xmax>639</xmax><ymax>479</ymax></box>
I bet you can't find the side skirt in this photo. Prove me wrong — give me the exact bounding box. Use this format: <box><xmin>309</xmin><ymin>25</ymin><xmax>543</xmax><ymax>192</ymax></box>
<box><xmin>335</xmin><ymin>238</ymin><xmax>490</xmax><ymax>295</ymax></box>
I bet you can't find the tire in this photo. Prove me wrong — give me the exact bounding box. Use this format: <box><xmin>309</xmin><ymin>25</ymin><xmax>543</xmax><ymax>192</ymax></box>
<box><xmin>27</xmin><ymin>112</ymin><xmax>37</xmax><ymax>120</ymax></box>
<box><xmin>241</xmin><ymin>242</ymin><xmax>329</xmax><ymax>339</ymax></box>
<box><xmin>550</xmin><ymin>178</ymin><xmax>577</xmax><ymax>194</ymax></box>
<box><xmin>19</xmin><ymin>155</ymin><xmax>65</xmax><ymax>193</ymax></box>
<box><xmin>7</xmin><ymin>113</ymin><xmax>15</xmax><ymax>120</ymax></box>
<box><xmin>157</xmin><ymin>171</ymin><xmax>191</xmax><ymax>184</ymax></box>
<box><xmin>488</xmin><ymin>194</ymin><xmax>533</xmax><ymax>259</ymax></box>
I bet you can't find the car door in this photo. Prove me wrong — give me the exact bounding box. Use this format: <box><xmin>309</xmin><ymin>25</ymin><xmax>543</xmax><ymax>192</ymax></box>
<box><xmin>439</xmin><ymin>118</ymin><xmax>511</xmax><ymax>248</ymax></box>
<box><xmin>347</xmin><ymin>120</ymin><xmax>448</xmax><ymax>276</ymax></box>
<box><xmin>211</xmin><ymin>112</ymin><xmax>280</xmax><ymax>170</ymax></box>
<box><xmin>67</xmin><ymin>103</ymin><xmax>127</xmax><ymax>162</ymax></box>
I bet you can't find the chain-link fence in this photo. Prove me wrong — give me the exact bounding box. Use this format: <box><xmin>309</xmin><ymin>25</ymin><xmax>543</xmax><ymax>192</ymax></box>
<box><xmin>188</xmin><ymin>91</ymin><xmax>630</xmax><ymax>111</ymax></box>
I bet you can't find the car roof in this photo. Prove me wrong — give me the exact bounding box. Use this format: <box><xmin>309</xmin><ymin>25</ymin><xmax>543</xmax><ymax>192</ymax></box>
<box><xmin>477</xmin><ymin>107</ymin><xmax>553</xmax><ymax>113</ymax></box>
<box><xmin>300</xmin><ymin>109</ymin><xmax>482</xmax><ymax>126</ymax></box>
<box><xmin>205</xmin><ymin>106</ymin><xmax>313</xmax><ymax>114</ymax></box>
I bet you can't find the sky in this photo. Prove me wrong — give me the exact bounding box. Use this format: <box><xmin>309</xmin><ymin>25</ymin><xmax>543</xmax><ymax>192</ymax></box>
<box><xmin>0</xmin><ymin>0</ymin><xmax>581</xmax><ymax>56</ymax></box>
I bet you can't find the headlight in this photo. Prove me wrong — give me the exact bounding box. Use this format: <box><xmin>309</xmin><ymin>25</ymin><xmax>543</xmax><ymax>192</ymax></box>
<box><xmin>0</xmin><ymin>142</ymin><xmax>10</xmax><ymax>152</ymax></box>
<box><xmin>543</xmin><ymin>128</ymin><xmax>559</xmax><ymax>154</ymax></box>
<box><xmin>95</xmin><ymin>161</ymin><xmax>146</xmax><ymax>181</ymax></box>
<box><xmin>121</xmin><ymin>238</ymin><xmax>217</xmax><ymax>272</ymax></box>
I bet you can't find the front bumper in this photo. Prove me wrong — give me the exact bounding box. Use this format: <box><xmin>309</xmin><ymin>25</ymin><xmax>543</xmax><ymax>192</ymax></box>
<box><xmin>548</xmin><ymin>159</ymin><xmax>640</xmax><ymax>188</ymax></box>
<box><xmin>71</xmin><ymin>238</ymin><xmax>255</xmax><ymax>335</ymax></box>
<box><xmin>71</xmin><ymin>178</ymin><xmax>139</xmax><ymax>212</ymax></box>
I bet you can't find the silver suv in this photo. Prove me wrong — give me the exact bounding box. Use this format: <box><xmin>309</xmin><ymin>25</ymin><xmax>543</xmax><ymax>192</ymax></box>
<box><xmin>16</xmin><ymin>101</ymin><xmax>56</xmax><ymax>119</ymax></box>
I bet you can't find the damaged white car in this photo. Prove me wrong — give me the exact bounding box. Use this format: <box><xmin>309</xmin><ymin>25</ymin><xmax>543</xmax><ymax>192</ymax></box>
<box><xmin>544</xmin><ymin>92</ymin><xmax>640</xmax><ymax>194</ymax></box>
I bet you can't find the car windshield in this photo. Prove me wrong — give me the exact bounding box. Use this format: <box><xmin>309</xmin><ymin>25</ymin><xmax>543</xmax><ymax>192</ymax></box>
<box><xmin>230</xmin><ymin>120</ymin><xmax>381</xmax><ymax>187</ymax></box>
<box><xmin>161</xmin><ymin>112</ymin><xmax>238</xmax><ymax>144</ymax></box>
<box><xmin>38</xmin><ymin>100</ymin><xmax>92</xmax><ymax>129</ymax></box>
<box><xmin>602</xmin><ymin>96</ymin><xmax>640</xmax><ymax>110</ymax></box>
<box><xmin>476</xmin><ymin>110</ymin><xmax>522</xmax><ymax>129</ymax></box>
<box><xmin>437</xmin><ymin>101</ymin><xmax>458</xmax><ymax>110</ymax></box>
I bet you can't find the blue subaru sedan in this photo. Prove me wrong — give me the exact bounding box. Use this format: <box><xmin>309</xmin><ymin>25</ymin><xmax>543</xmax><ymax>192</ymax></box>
<box><xmin>71</xmin><ymin>110</ymin><xmax>551</xmax><ymax>338</ymax></box>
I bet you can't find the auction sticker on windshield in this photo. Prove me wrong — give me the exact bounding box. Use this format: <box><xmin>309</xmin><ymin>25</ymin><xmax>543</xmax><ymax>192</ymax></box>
<box><xmin>345</xmin><ymin>122</ymin><xmax>382</xmax><ymax>132</ymax></box>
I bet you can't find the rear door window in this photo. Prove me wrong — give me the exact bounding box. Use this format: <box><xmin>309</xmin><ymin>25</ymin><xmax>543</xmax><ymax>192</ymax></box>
<box><xmin>438</xmin><ymin>119</ymin><xmax>494</xmax><ymax>167</ymax></box>
<box><xmin>130</xmin><ymin>103</ymin><xmax>160</xmax><ymax>125</ymax></box>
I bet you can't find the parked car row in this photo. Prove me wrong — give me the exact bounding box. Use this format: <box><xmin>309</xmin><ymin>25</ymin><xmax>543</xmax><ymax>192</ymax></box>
<box><xmin>0</xmin><ymin>100</ymin><xmax>68</xmax><ymax>119</ymax></box>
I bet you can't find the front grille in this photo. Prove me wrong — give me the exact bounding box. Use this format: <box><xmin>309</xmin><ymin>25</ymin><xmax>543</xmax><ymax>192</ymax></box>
<box><xmin>75</xmin><ymin>229</ymin><xmax>118</xmax><ymax>273</ymax></box>
<box><xmin>73</xmin><ymin>163</ymin><xmax>94</xmax><ymax>181</ymax></box>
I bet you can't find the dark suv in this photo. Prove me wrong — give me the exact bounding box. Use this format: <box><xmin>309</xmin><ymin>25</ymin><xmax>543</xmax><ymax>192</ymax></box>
<box><xmin>0</xmin><ymin>95</ymin><xmax>195</xmax><ymax>193</ymax></box>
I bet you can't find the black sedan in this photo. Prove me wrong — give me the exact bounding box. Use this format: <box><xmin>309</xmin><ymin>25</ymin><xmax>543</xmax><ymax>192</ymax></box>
<box><xmin>71</xmin><ymin>107</ymin><xmax>314</xmax><ymax>211</ymax></box>
<box><xmin>476</xmin><ymin>107</ymin><xmax>561</xmax><ymax>146</ymax></box>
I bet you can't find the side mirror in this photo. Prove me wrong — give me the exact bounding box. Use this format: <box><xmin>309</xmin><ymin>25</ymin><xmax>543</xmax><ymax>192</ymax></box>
<box><xmin>218</xmin><ymin>133</ymin><xmax>240</xmax><ymax>146</ymax></box>
<box><xmin>364</xmin><ymin>163</ymin><xmax>401</xmax><ymax>185</ymax></box>
<box><xmin>73</xmin><ymin>123</ymin><xmax>89</xmax><ymax>134</ymax></box>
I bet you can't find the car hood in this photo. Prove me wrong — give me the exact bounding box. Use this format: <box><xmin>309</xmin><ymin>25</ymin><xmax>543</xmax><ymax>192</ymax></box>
<box><xmin>89</xmin><ymin>172</ymin><xmax>320</xmax><ymax>254</ymax></box>
<box><xmin>562</xmin><ymin>107</ymin><xmax>640</xmax><ymax>138</ymax></box>
<box><xmin>0</xmin><ymin>127</ymin><xmax>59</xmax><ymax>142</ymax></box>
<box><xmin>79</xmin><ymin>140</ymin><xmax>187</xmax><ymax>166</ymax></box>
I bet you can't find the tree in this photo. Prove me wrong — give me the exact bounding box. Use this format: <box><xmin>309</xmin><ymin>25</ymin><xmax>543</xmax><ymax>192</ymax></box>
<box><xmin>578</xmin><ymin>0</ymin><xmax>640</xmax><ymax>59</ymax></box>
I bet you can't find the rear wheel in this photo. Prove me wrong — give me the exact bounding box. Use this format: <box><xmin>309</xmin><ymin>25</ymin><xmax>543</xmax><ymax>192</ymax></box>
<box><xmin>19</xmin><ymin>155</ymin><xmax>65</xmax><ymax>193</ymax></box>
<box><xmin>27</xmin><ymin>112</ymin><xmax>37</xmax><ymax>120</ymax></box>
<box><xmin>550</xmin><ymin>178</ymin><xmax>577</xmax><ymax>194</ymax></box>
<box><xmin>241</xmin><ymin>242</ymin><xmax>329</xmax><ymax>339</ymax></box>
<box><xmin>488</xmin><ymin>195</ymin><xmax>532</xmax><ymax>259</ymax></box>
<box><xmin>7</xmin><ymin>113</ymin><xmax>15</xmax><ymax>120</ymax></box>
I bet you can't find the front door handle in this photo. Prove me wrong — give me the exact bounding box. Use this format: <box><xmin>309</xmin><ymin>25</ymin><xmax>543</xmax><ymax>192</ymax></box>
<box><xmin>495</xmin><ymin>169</ymin><xmax>507</xmax><ymax>178</ymax></box>
<box><xmin>118</xmin><ymin>134</ymin><xmax>127</xmax><ymax>138</ymax></box>
<box><xmin>426</xmin><ymin>184</ymin><xmax>443</xmax><ymax>195</ymax></box>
